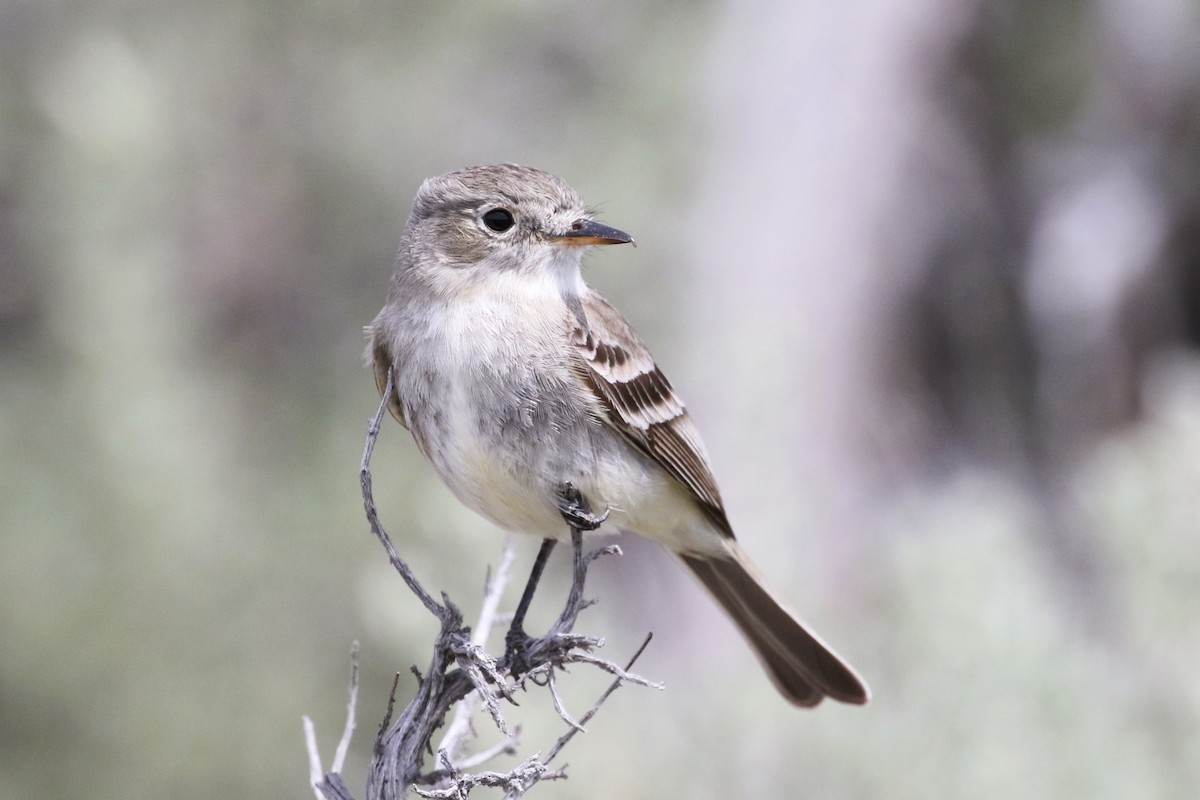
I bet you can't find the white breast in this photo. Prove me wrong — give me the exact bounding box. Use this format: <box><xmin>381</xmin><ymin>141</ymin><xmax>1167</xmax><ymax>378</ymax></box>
<box><xmin>394</xmin><ymin>262</ymin><xmax>722</xmax><ymax>552</ymax></box>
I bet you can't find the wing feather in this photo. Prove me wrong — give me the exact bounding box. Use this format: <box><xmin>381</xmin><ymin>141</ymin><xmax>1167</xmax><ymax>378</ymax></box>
<box><xmin>368</xmin><ymin>326</ymin><xmax>408</xmax><ymax>428</ymax></box>
<box><xmin>572</xmin><ymin>292</ymin><xmax>733</xmax><ymax>537</ymax></box>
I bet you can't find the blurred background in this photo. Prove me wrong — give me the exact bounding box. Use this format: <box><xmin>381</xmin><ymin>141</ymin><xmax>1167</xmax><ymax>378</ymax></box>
<box><xmin>2</xmin><ymin>0</ymin><xmax>1199</xmax><ymax>797</ymax></box>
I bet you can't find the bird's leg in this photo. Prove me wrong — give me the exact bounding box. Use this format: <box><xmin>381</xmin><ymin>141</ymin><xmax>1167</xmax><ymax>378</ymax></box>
<box><xmin>504</xmin><ymin>483</ymin><xmax>607</xmax><ymax>675</ymax></box>
<box><xmin>507</xmin><ymin>538</ymin><xmax>557</xmax><ymax>643</ymax></box>
<box><xmin>504</xmin><ymin>537</ymin><xmax>558</xmax><ymax>674</ymax></box>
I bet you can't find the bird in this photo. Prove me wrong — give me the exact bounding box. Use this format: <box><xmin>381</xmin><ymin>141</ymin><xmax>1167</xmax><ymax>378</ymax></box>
<box><xmin>367</xmin><ymin>163</ymin><xmax>869</xmax><ymax>707</ymax></box>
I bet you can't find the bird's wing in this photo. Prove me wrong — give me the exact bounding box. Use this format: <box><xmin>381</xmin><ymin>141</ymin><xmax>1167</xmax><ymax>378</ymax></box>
<box><xmin>570</xmin><ymin>291</ymin><xmax>733</xmax><ymax>537</ymax></box>
<box><xmin>368</xmin><ymin>326</ymin><xmax>408</xmax><ymax>428</ymax></box>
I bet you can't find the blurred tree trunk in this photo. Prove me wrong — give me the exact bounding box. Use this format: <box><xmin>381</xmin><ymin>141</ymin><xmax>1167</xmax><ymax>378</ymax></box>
<box><xmin>685</xmin><ymin>0</ymin><xmax>1200</xmax><ymax>642</ymax></box>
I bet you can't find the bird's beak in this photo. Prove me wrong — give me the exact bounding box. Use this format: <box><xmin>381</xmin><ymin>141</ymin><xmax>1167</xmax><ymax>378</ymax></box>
<box><xmin>553</xmin><ymin>219</ymin><xmax>635</xmax><ymax>247</ymax></box>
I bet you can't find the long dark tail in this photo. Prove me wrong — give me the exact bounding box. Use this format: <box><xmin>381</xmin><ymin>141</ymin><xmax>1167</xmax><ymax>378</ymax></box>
<box><xmin>681</xmin><ymin>546</ymin><xmax>869</xmax><ymax>707</ymax></box>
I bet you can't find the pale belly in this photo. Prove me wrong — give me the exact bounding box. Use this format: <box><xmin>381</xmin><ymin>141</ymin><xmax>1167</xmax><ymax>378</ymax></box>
<box><xmin>412</xmin><ymin>381</ymin><xmax>713</xmax><ymax>551</ymax></box>
<box><xmin>391</xmin><ymin>293</ymin><xmax>727</xmax><ymax>556</ymax></box>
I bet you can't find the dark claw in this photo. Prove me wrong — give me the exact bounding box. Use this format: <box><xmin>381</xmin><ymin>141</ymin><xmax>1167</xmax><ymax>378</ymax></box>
<box><xmin>555</xmin><ymin>482</ymin><xmax>609</xmax><ymax>532</ymax></box>
<box><xmin>504</xmin><ymin>627</ymin><xmax>528</xmax><ymax>676</ymax></box>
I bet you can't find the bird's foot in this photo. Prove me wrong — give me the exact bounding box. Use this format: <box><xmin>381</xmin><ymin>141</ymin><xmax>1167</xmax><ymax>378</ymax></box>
<box><xmin>503</xmin><ymin>625</ymin><xmax>537</xmax><ymax>677</ymax></box>
<box><xmin>554</xmin><ymin>482</ymin><xmax>609</xmax><ymax>532</ymax></box>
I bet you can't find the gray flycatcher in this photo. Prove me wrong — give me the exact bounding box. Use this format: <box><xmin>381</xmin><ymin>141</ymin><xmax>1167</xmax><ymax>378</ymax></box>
<box><xmin>368</xmin><ymin>164</ymin><xmax>869</xmax><ymax>707</ymax></box>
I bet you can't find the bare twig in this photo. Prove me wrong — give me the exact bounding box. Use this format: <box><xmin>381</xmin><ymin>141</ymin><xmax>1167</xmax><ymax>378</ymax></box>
<box><xmin>473</xmin><ymin>539</ymin><xmax>518</xmax><ymax>647</ymax></box>
<box><xmin>360</xmin><ymin>372</ymin><xmax>442</xmax><ymax>617</ymax></box>
<box><xmin>544</xmin><ymin>667</ymin><xmax>585</xmax><ymax>733</ymax></box>
<box><xmin>542</xmin><ymin>633</ymin><xmax>656</xmax><ymax>767</ymax></box>
<box><xmin>305</xmin><ymin>643</ymin><xmax>365</xmax><ymax>800</ymax></box>
<box><xmin>303</xmin><ymin>716</ymin><xmax>324</xmax><ymax>798</ymax></box>
<box><xmin>333</xmin><ymin>641</ymin><xmax>360</xmax><ymax>774</ymax></box>
<box><xmin>456</xmin><ymin>732</ymin><xmax>521</xmax><ymax>770</ymax></box>
<box><xmin>413</xmin><ymin>755</ymin><xmax>566</xmax><ymax>800</ymax></box>
<box><xmin>376</xmin><ymin>671</ymin><xmax>402</xmax><ymax>756</ymax></box>
<box><xmin>437</xmin><ymin>539</ymin><xmax>519</xmax><ymax>764</ymax></box>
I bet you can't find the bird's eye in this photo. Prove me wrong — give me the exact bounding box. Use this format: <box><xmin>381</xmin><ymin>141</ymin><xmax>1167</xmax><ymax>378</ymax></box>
<box><xmin>481</xmin><ymin>208</ymin><xmax>516</xmax><ymax>233</ymax></box>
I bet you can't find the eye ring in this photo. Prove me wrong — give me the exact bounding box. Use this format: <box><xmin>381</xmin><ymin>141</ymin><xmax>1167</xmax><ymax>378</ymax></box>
<box><xmin>481</xmin><ymin>207</ymin><xmax>516</xmax><ymax>233</ymax></box>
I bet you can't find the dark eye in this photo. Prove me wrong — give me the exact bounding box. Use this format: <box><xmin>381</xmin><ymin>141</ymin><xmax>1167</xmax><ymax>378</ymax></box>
<box><xmin>482</xmin><ymin>208</ymin><xmax>515</xmax><ymax>233</ymax></box>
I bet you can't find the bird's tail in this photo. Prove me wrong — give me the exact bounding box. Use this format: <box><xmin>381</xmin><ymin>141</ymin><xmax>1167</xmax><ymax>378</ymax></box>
<box><xmin>680</xmin><ymin>545</ymin><xmax>869</xmax><ymax>707</ymax></box>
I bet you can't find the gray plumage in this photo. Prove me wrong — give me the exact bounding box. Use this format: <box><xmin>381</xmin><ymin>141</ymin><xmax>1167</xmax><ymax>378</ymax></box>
<box><xmin>368</xmin><ymin>164</ymin><xmax>868</xmax><ymax>707</ymax></box>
